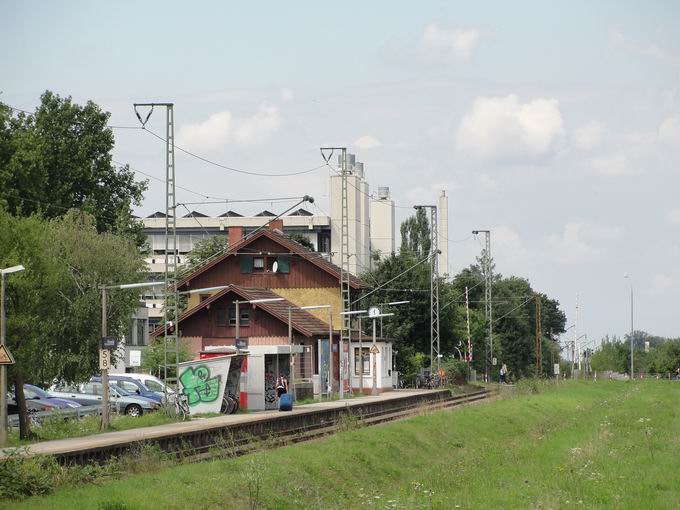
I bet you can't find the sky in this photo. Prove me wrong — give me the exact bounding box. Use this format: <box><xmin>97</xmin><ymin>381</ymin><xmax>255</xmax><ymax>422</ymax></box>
<box><xmin>2</xmin><ymin>1</ymin><xmax>680</xmax><ymax>348</ymax></box>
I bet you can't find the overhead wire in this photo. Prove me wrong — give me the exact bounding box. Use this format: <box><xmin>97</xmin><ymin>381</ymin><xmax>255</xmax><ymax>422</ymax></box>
<box><xmin>141</xmin><ymin>127</ymin><xmax>328</xmax><ymax>178</ymax></box>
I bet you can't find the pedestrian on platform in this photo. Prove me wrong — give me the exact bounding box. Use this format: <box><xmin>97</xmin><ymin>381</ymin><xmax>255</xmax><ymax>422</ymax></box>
<box><xmin>500</xmin><ymin>362</ymin><xmax>508</xmax><ymax>384</ymax></box>
<box><xmin>276</xmin><ymin>373</ymin><xmax>288</xmax><ymax>399</ymax></box>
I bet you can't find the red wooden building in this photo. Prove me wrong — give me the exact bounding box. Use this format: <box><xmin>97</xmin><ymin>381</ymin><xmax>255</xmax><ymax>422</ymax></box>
<box><xmin>152</xmin><ymin>226</ymin><xmax>367</xmax><ymax>408</ymax></box>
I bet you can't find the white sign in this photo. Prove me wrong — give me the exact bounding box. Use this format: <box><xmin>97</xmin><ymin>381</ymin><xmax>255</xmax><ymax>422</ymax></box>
<box><xmin>644</xmin><ymin>341</ymin><xmax>650</xmax><ymax>353</ymax></box>
<box><xmin>492</xmin><ymin>357</ymin><xmax>497</xmax><ymax>366</ymax></box>
<box><xmin>99</xmin><ymin>349</ymin><xmax>111</xmax><ymax>370</ymax></box>
<box><xmin>368</xmin><ymin>306</ymin><xmax>380</xmax><ymax>318</ymax></box>
<box><xmin>554</xmin><ymin>363</ymin><xmax>560</xmax><ymax>375</ymax></box>
<box><xmin>129</xmin><ymin>350</ymin><xmax>142</xmax><ymax>367</ymax></box>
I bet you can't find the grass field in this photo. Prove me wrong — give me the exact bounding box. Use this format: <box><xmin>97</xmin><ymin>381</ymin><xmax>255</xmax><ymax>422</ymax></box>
<box><xmin>3</xmin><ymin>380</ymin><xmax>679</xmax><ymax>509</ymax></box>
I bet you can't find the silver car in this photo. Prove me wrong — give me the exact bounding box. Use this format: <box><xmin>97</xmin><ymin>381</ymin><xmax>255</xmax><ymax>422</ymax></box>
<box><xmin>50</xmin><ymin>382</ymin><xmax>160</xmax><ymax>417</ymax></box>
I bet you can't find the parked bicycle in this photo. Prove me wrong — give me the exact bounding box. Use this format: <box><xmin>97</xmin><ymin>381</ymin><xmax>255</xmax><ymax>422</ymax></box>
<box><xmin>174</xmin><ymin>392</ymin><xmax>190</xmax><ymax>420</ymax></box>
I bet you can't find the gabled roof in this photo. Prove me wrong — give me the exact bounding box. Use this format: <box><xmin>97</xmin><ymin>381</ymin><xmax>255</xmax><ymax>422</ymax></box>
<box><xmin>219</xmin><ymin>210</ymin><xmax>243</xmax><ymax>218</ymax></box>
<box><xmin>146</xmin><ymin>211</ymin><xmax>170</xmax><ymax>218</ymax></box>
<box><xmin>288</xmin><ymin>208</ymin><xmax>313</xmax><ymax>216</ymax></box>
<box><xmin>177</xmin><ymin>228</ymin><xmax>366</xmax><ymax>289</ymax></box>
<box><xmin>255</xmin><ymin>210</ymin><xmax>275</xmax><ymax>217</ymax></box>
<box><xmin>151</xmin><ymin>285</ymin><xmax>332</xmax><ymax>338</ymax></box>
<box><xmin>183</xmin><ymin>210</ymin><xmax>208</xmax><ymax>218</ymax></box>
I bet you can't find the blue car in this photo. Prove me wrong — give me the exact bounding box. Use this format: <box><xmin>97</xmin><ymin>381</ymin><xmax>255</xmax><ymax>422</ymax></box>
<box><xmin>22</xmin><ymin>384</ymin><xmax>81</xmax><ymax>409</ymax></box>
<box><xmin>90</xmin><ymin>375</ymin><xmax>164</xmax><ymax>404</ymax></box>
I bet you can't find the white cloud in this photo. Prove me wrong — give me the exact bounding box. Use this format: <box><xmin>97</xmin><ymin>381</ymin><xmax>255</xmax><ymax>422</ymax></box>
<box><xmin>477</xmin><ymin>174</ymin><xmax>497</xmax><ymax>192</ymax></box>
<box><xmin>587</xmin><ymin>154</ymin><xmax>637</xmax><ymax>177</ymax></box>
<box><xmin>651</xmin><ymin>271</ymin><xmax>680</xmax><ymax>293</ymax></box>
<box><xmin>609</xmin><ymin>30</ymin><xmax>680</xmax><ymax>68</ymax></box>
<box><xmin>354</xmin><ymin>135</ymin><xmax>382</xmax><ymax>149</ymax></box>
<box><xmin>666</xmin><ymin>208</ymin><xmax>680</xmax><ymax>225</ymax></box>
<box><xmin>418</xmin><ymin>25</ymin><xmax>482</xmax><ymax>64</ymax></box>
<box><xmin>281</xmin><ymin>89</ymin><xmax>294</xmax><ymax>102</ymax></box>
<box><xmin>543</xmin><ymin>222</ymin><xmax>623</xmax><ymax>264</ymax></box>
<box><xmin>572</xmin><ymin>121</ymin><xmax>606</xmax><ymax>151</ymax></box>
<box><xmin>455</xmin><ymin>95</ymin><xmax>565</xmax><ymax>160</ymax></box>
<box><xmin>177</xmin><ymin>105</ymin><xmax>281</xmax><ymax>150</ymax></box>
<box><xmin>659</xmin><ymin>116</ymin><xmax>680</xmax><ymax>145</ymax></box>
<box><xmin>493</xmin><ymin>226</ymin><xmax>530</xmax><ymax>275</ymax></box>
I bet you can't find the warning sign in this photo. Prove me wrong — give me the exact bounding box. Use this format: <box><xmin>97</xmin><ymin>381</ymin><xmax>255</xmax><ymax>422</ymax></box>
<box><xmin>0</xmin><ymin>345</ymin><xmax>15</xmax><ymax>364</ymax></box>
<box><xmin>369</xmin><ymin>345</ymin><xmax>380</xmax><ymax>354</ymax></box>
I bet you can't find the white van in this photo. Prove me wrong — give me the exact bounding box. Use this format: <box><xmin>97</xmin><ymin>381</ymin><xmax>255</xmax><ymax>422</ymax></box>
<box><xmin>117</xmin><ymin>373</ymin><xmax>175</xmax><ymax>396</ymax></box>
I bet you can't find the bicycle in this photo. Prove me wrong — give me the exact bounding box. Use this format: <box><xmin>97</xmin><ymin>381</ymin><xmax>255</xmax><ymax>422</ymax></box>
<box><xmin>174</xmin><ymin>392</ymin><xmax>190</xmax><ymax>420</ymax></box>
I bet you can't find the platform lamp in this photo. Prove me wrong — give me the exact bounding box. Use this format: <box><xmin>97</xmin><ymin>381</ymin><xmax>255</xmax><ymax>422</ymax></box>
<box><xmin>340</xmin><ymin>310</ymin><xmax>367</xmax><ymax>395</ymax></box>
<box><xmin>1</xmin><ymin>265</ymin><xmax>24</xmax><ymax>445</ymax></box>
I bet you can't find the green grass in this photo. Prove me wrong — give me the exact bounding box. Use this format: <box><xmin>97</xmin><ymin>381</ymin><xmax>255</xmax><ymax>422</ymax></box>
<box><xmin>5</xmin><ymin>412</ymin><xmax>182</xmax><ymax>447</ymax></box>
<box><xmin>3</xmin><ymin>380</ymin><xmax>680</xmax><ymax>509</ymax></box>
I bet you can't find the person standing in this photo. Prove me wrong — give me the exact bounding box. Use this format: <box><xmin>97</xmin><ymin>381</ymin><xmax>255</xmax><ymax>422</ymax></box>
<box><xmin>276</xmin><ymin>373</ymin><xmax>289</xmax><ymax>399</ymax></box>
<box><xmin>500</xmin><ymin>363</ymin><xmax>508</xmax><ymax>384</ymax></box>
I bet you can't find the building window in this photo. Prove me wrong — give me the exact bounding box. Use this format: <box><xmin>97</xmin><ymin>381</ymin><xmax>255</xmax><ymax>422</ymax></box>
<box><xmin>216</xmin><ymin>308</ymin><xmax>228</xmax><ymax>326</ymax></box>
<box><xmin>228</xmin><ymin>307</ymin><xmax>250</xmax><ymax>326</ymax></box>
<box><xmin>354</xmin><ymin>347</ymin><xmax>370</xmax><ymax>375</ymax></box>
<box><xmin>253</xmin><ymin>257</ymin><xmax>265</xmax><ymax>272</ymax></box>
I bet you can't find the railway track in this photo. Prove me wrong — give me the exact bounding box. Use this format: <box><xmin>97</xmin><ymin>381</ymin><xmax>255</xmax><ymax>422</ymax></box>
<box><xmin>11</xmin><ymin>388</ymin><xmax>492</xmax><ymax>466</ymax></box>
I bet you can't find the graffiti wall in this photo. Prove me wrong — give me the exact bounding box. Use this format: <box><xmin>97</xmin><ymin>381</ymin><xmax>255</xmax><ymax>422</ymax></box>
<box><xmin>178</xmin><ymin>356</ymin><xmax>232</xmax><ymax>415</ymax></box>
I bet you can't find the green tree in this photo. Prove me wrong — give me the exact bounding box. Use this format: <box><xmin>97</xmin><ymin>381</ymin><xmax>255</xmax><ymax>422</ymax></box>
<box><xmin>185</xmin><ymin>235</ymin><xmax>229</xmax><ymax>269</ymax></box>
<box><xmin>399</xmin><ymin>208</ymin><xmax>431</xmax><ymax>257</ymax></box>
<box><xmin>286</xmin><ymin>233</ymin><xmax>315</xmax><ymax>251</ymax></box>
<box><xmin>0</xmin><ymin>209</ymin><xmax>145</xmax><ymax>438</ymax></box>
<box><xmin>0</xmin><ymin>92</ymin><xmax>147</xmax><ymax>244</ymax></box>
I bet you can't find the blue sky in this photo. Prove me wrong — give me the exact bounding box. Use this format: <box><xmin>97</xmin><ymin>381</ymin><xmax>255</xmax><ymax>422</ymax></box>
<box><xmin>3</xmin><ymin>1</ymin><xmax>680</xmax><ymax>347</ymax></box>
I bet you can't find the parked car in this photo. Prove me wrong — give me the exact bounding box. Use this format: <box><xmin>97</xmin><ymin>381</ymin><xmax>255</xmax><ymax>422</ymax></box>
<box><xmin>115</xmin><ymin>373</ymin><xmax>175</xmax><ymax>397</ymax></box>
<box><xmin>49</xmin><ymin>382</ymin><xmax>160</xmax><ymax>417</ymax></box>
<box><xmin>90</xmin><ymin>376</ymin><xmax>164</xmax><ymax>404</ymax></box>
<box><xmin>7</xmin><ymin>397</ymin><xmax>58</xmax><ymax>415</ymax></box>
<box><xmin>22</xmin><ymin>384</ymin><xmax>82</xmax><ymax>409</ymax></box>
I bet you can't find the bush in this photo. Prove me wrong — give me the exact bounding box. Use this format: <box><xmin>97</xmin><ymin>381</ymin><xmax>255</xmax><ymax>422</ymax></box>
<box><xmin>440</xmin><ymin>359</ymin><xmax>468</xmax><ymax>384</ymax></box>
<box><xmin>0</xmin><ymin>449</ymin><xmax>59</xmax><ymax>500</ymax></box>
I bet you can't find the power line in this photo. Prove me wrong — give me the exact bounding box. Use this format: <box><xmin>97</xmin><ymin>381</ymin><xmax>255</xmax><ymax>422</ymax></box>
<box><xmin>141</xmin><ymin>127</ymin><xmax>328</xmax><ymax>178</ymax></box>
<box><xmin>2</xmin><ymin>102</ymin><xmax>144</xmax><ymax>131</ymax></box>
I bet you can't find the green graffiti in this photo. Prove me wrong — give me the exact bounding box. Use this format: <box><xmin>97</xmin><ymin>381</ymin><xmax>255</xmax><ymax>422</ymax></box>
<box><xmin>179</xmin><ymin>365</ymin><xmax>221</xmax><ymax>406</ymax></box>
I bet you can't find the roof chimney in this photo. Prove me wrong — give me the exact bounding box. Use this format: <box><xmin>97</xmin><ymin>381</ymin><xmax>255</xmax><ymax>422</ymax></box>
<box><xmin>269</xmin><ymin>219</ymin><xmax>284</xmax><ymax>232</ymax></box>
<box><xmin>228</xmin><ymin>226</ymin><xmax>243</xmax><ymax>244</ymax></box>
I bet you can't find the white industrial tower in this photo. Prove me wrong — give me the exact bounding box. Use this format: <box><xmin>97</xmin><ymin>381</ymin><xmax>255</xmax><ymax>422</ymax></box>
<box><xmin>438</xmin><ymin>190</ymin><xmax>449</xmax><ymax>278</ymax></box>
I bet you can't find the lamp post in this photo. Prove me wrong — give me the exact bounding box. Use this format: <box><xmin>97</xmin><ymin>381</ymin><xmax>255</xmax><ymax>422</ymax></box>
<box><xmin>289</xmin><ymin>304</ymin><xmax>332</xmax><ymax>400</ymax></box>
<box><xmin>340</xmin><ymin>310</ymin><xmax>367</xmax><ymax>394</ymax></box>
<box><xmin>367</xmin><ymin>309</ymin><xmax>395</xmax><ymax>396</ymax></box>
<box><xmin>100</xmin><ymin>280</ymin><xmax>168</xmax><ymax>430</ymax></box>
<box><xmin>1</xmin><ymin>265</ymin><xmax>24</xmax><ymax>445</ymax></box>
<box><xmin>376</xmin><ymin>301</ymin><xmax>410</xmax><ymax>338</ymax></box>
<box><xmin>624</xmin><ymin>274</ymin><xmax>634</xmax><ymax>379</ymax></box>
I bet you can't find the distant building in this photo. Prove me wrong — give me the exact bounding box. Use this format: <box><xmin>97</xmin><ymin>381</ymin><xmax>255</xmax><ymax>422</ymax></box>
<box><xmin>140</xmin><ymin>155</ymin><xmax>397</xmax><ymax>328</ymax></box>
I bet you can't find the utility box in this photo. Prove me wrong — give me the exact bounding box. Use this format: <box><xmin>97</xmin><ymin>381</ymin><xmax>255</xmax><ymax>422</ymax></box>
<box><xmin>178</xmin><ymin>354</ymin><xmax>245</xmax><ymax>415</ymax></box>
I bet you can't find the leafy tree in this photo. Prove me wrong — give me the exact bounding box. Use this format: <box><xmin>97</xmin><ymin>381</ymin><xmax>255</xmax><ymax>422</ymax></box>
<box><xmin>286</xmin><ymin>233</ymin><xmax>315</xmax><ymax>251</ymax></box>
<box><xmin>0</xmin><ymin>209</ymin><xmax>145</xmax><ymax>438</ymax></box>
<box><xmin>141</xmin><ymin>337</ymin><xmax>192</xmax><ymax>380</ymax></box>
<box><xmin>0</xmin><ymin>92</ymin><xmax>147</xmax><ymax>244</ymax></box>
<box><xmin>185</xmin><ymin>235</ymin><xmax>228</xmax><ymax>269</ymax></box>
<box><xmin>399</xmin><ymin>208</ymin><xmax>431</xmax><ymax>256</ymax></box>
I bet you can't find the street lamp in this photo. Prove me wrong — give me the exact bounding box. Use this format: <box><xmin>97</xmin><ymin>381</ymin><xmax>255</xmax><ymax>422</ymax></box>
<box><xmin>288</xmin><ymin>304</ymin><xmax>332</xmax><ymax>400</ymax></box>
<box><xmin>341</xmin><ymin>310</ymin><xmax>367</xmax><ymax>394</ymax></box>
<box><xmin>1</xmin><ymin>265</ymin><xmax>24</xmax><ymax>445</ymax></box>
<box><xmin>375</xmin><ymin>301</ymin><xmax>410</xmax><ymax>338</ymax></box>
<box><xmin>100</xmin><ymin>280</ymin><xmax>167</xmax><ymax>430</ymax></box>
<box><xmin>624</xmin><ymin>274</ymin><xmax>634</xmax><ymax>379</ymax></box>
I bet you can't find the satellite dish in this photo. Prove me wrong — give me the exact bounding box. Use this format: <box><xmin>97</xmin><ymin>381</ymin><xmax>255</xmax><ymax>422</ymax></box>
<box><xmin>272</xmin><ymin>261</ymin><xmax>279</xmax><ymax>273</ymax></box>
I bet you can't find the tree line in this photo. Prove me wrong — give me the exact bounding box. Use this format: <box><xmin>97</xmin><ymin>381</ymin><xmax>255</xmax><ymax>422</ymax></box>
<box><xmin>1</xmin><ymin>92</ymin><xmax>147</xmax><ymax>438</ymax></box>
<box><xmin>360</xmin><ymin>208</ymin><xmax>568</xmax><ymax>382</ymax></box>
<box><xmin>590</xmin><ymin>332</ymin><xmax>680</xmax><ymax>376</ymax></box>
